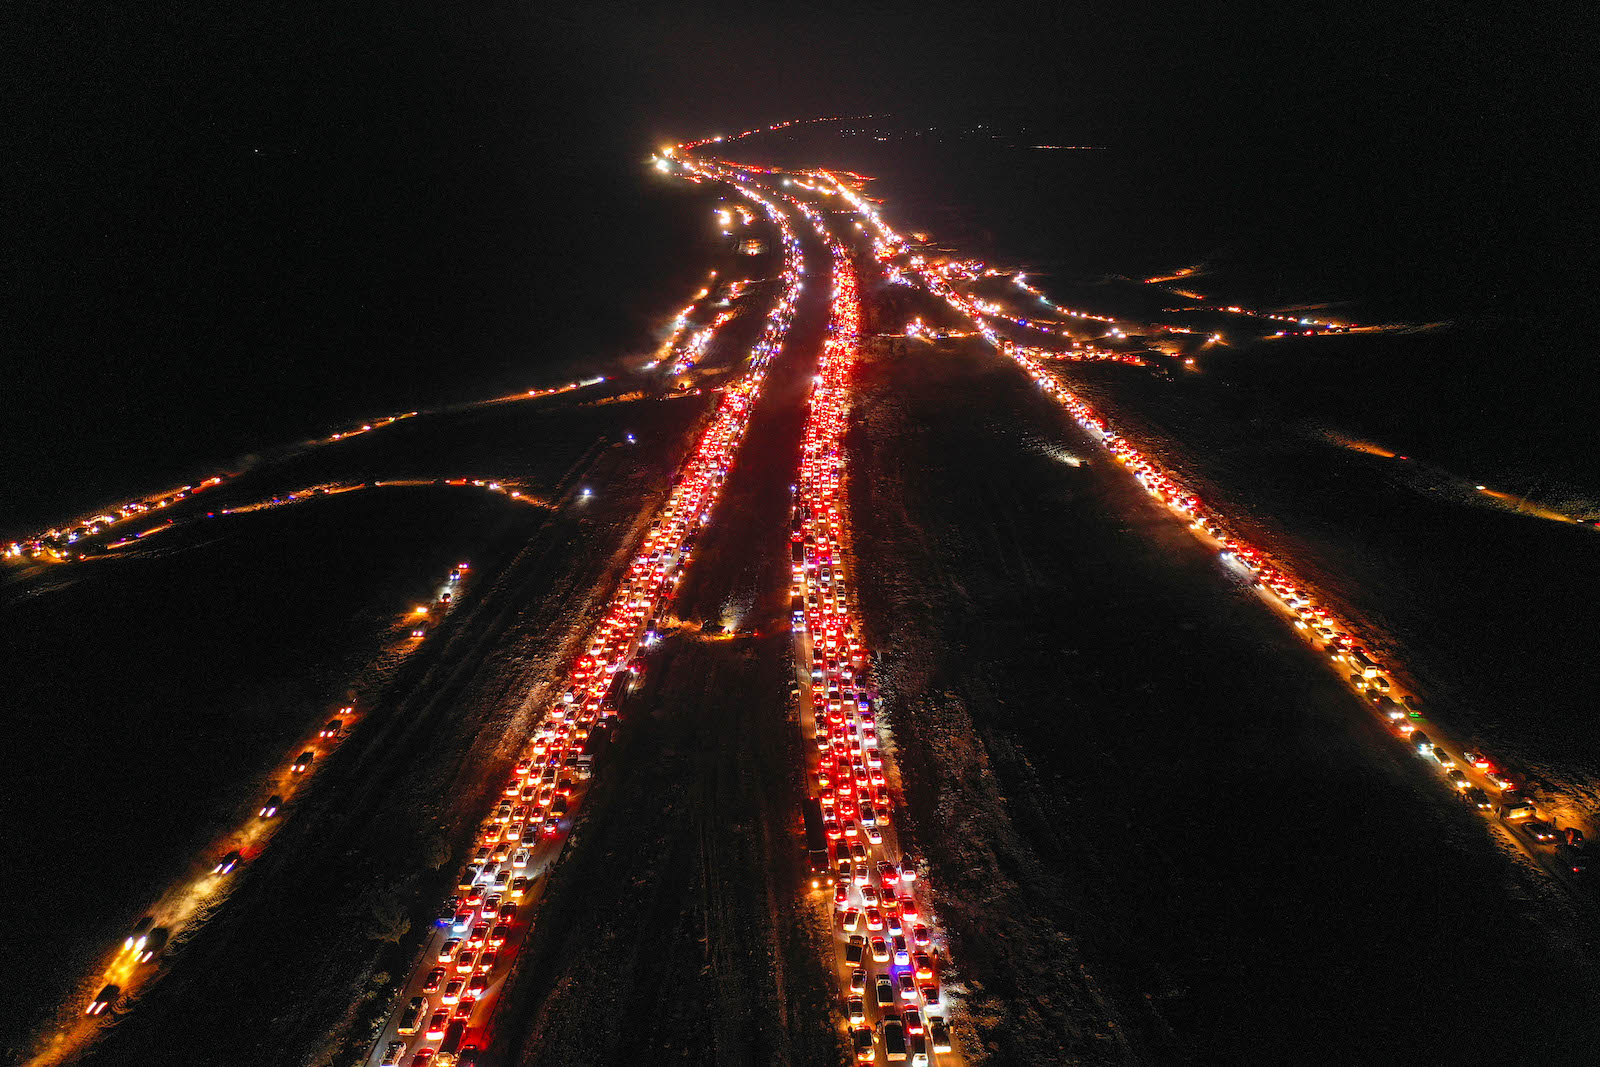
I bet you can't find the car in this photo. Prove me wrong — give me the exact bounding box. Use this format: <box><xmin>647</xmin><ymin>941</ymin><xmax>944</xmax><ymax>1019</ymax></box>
<box><xmin>930</xmin><ymin>1015</ymin><xmax>953</xmax><ymax>1053</ymax></box>
<box><xmin>123</xmin><ymin>916</ymin><xmax>154</xmax><ymax>953</ymax></box>
<box><xmin>866</xmin><ymin>826</ymin><xmax>884</xmax><ymax>845</ymax></box>
<box><xmin>451</xmin><ymin>909</ymin><xmax>474</xmax><ymax>935</ymax></box>
<box><xmin>213</xmin><ymin>850</ymin><xmax>241</xmax><ymax>875</ymax></box>
<box><xmin>498</xmin><ymin>901</ymin><xmax>518</xmax><ymax>922</ymax></box>
<box><xmin>398</xmin><ymin>996</ymin><xmax>428</xmax><ymax>1035</ymax></box>
<box><xmin>422</xmin><ymin>968</ymin><xmax>446</xmax><ymax>994</ymax></box>
<box><xmin>1411</xmin><ymin>732</ymin><xmax>1432</xmax><ymax>754</ymax></box>
<box><xmin>870</xmin><ymin>936</ymin><xmax>890</xmax><ymax>962</ymax></box>
<box><xmin>841</xmin><ymin>907</ymin><xmax>860</xmax><ymax>932</ymax></box>
<box><xmin>876</xmin><ymin>975</ymin><xmax>896</xmax><ymax>1007</ymax></box>
<box><xmin>898</xmin><ymin>973</ymin><xmax>917</xmax><ymax>1000</ymax></box>
<box><xmin>844</xmin><ymin>934</ymin><xmax>865</xmax><ymax>965</ymax></box>
<box><xmin>1463</xmin><ymin>787</ymin><xmax>1492</xmax><ymax>810</ymax></box>
<box><xmin>440</xmin><ymin>979</ymin><xmax>464</xmax><ymax>1006</ymax></box>
<box><xmin>860</xmin><ymin>884</ymin><xmax>879</xmax><ymax>906</ymax></box>
<box><xmin>436</xmin><ymin>896</ymin><xmax>461</xmax><ymax>924</ymax></box>
<box><xmin>467</xmin><ymin>922</ymin><xmax>489</xmax><ymax>948</ymax></box>
<box><xmin>1446</xmin><ymin>769</ymin><xmax>1469</xmax><ymax>790</ymax></box>
<box><xmin>319</xmin><ymin>719</ymin><xmax>342</xmax><ymax>739</ymax></box>
<box><xmin>1523</xmin><ymin>821</ymin><xmax>1558</xmax><ymax>843</ymax></box>
<box><xmin>259</xmin><ymin>795</ymin><xmax>283</xmax><ymax>818</ymax></box>
<box><xmin>380</xmin><ymin>1041</ymin><xmax>407</xmax><ymax>1067</ymax></box>
<box><xmin>847</xmin><ymin>996</ymin><xmax>866</xmax><ymax>1025</ymax></box>
<box><xmin>912</xmin><ymin>924</ymin><xmax>931</xmax><ymax>948</ymax></box>
<box><xmin>480</xmin><ymin>895</ymin><xmax>500</xmax><ymax>920</ymax></box>
<box><xmin>455</xmin><ymin>950</ymin><xmax>476</xmax><ymax>974</ymax></box>
<box><xmin>893</xmin><ymin>935</ymin><xmax>910</xmax><ymax>967</ymax></box>
<box><xmin>1434</xmin><ymin>749</ymin><xmax>1457</xmax><ymax>769</ymax></box>
<box><xmin>510</xmin><ymin>876</ymin><xmax>531</xmax><ymax>898</ymax></box>
<box><xmin>86</xmin><ymin>984</ymin><xmax>119</xmax><ymax>1016</ymax></box>
<box><xmin>852</xmin><ymin>1025</ymin><xmax>876</xmax><ymax>1062</ymax></box>
<box><xmin>864</xmin><ymin>907</ymin><xmax>884</xmax><ymax>931</ymax></box>
<box><xmin>920</xmin><ymin>983</ymin><xmax>941</xmax><ymax>1007</ymax></box>
<box><xmin>425</xmin><ymin>1009</ymin><xmax>450</xmax><ymax>1040</ymax></box>
<box><xmin>133</xmin><ymin>926</ymin><xmax>168</xmax><ymax>962</ymax></box>
<box><xmin>1485</xmin><ymin>770</ymin><xmax>1515</xmax><ymax>791</ymax></box>
<box><xmin>913</xmin><ymin>951</ymin><xmax>934</xmax><ymax>980</ymax></box>
<box><xmin>409</xmin><ymin>1051</ymin><xmax>436</xmax><ymax>1067</ymax></box>
<box><xmin>475</xmin><ymin>951</ymin><xmax>498</xmax><ymax>973</ymax></box>
<box><xmin>437</xmin><ymin>939</ymin><xmax>461</xmax><ymax>964</ymax></box>
<box><xmin>452</xmin><ymin>995</ymin><xmax>477</xmax><ymax>1020</ymax></box>
<box><xmin>489</xmin><ymin>923</ymin><xmax>511</xmax><ymax>947</ymax></box>
<box><xmin>850</xmin><ymin>968</ymin><xmax>868</xmax><ymax>994</ymax></box>
<box><xmin>291</xmin><ymin>751</ymin><xmax>315</xmax><ymax>773</ymax></box>
<box><xmin>458</xmin><ymin>867</ymin><xmax>480</xmax><ymax>892</ymax></box>
<box><xmin>903</xmin><ymin>1006</ymin><xmax>924</xmax><ymax>1035</ymax></box>
<box><xmin>1462</xmin><ymin>751</ymin><xmax>1492</xmax><ymax>770</ymax></box>
<box><xmin>898</xmin><ymin>894</ymin><xmax>919</xmax><ymax>920</ymax></box>
<box><xmin>512</xmin><ymin>849</ymin><xmax>530</xmax><ymax>868</ymax></box>
<box><xmin>467</xmin><ymin>973</ymin><xmax>488</xmax><ymax>997</ymax></box>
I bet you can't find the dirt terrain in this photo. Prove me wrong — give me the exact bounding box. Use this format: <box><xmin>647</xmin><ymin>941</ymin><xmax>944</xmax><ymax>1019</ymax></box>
<box><xmin>841</xmin><ymin>321</ymin><xmax>1600</xmax><ymax>1064</ymax></box>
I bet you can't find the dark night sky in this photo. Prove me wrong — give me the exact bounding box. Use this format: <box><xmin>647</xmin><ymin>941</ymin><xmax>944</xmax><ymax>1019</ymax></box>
<box><xmin>5</xmin><ymin>1</ymin><xmax>1595</xmax><ymax>529</ymax></box>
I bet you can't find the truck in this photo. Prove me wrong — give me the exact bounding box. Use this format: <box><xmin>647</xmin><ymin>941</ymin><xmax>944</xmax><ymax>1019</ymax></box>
<box><xmin>884</xmin><ymin>1019</ymin><xmax>908</xmax><ymax>1061</ymax></box>
<box><xmin>803</xmin><ymin>798</ymin><xmax>830</xmax><ymax>886</ymax></box>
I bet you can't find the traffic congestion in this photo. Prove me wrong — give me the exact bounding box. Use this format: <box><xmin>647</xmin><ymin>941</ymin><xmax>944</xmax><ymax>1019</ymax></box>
<box><xmin>363</xmin><ymin>168</ymin><xmax>806</xmax><ymax>1067</ymax></box>
<box><xmin>777</xmin><ymin>194</ymin><xmax>964</xmax><ymax>1065</ymax></box>
<box><xmin>802</xmin><ymin>167</ymin><xmax>1594</xmax><ymax>892</ymax></box>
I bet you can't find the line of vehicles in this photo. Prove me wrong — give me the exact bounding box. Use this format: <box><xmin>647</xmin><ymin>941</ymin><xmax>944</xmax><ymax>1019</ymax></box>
<box><xmin>781</xmin><ymin>213</ymin><xmax>961</xmax><ymax>1065</ymax></box>
<box><xmin>77</xmin><ymin>557</ymin><xmax>470</xmax><ymax>1052</ymax></box>
<box><xmin>851</xmin><ymin>187</ymin><xmax>1597</xmax><ymax>890</ymax></box>
<box><xmin>990</xmin><ymin>337</ymin><xmax>1592</xmax><ymax>879</ymax></box>
<box><xmin>369</xmin><ymin>173</ymin><xmax>806</xmax><ymax>1067</ymax></box>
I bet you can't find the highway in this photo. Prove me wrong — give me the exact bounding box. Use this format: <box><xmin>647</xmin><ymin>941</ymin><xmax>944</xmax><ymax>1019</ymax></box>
<box><xmin>783</xmin><ymin>218</ymin><xmax>964</xmax><ymax>1065</ymax></box>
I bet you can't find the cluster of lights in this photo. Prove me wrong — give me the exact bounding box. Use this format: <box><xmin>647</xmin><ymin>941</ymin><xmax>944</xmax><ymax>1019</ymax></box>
<box><xmin>8</xmin><ymin>475</ymin><xmax>227</xmax><ymax>563</ymax></box>
<box><xmin>785</xmin><ymin>201</ymin><xmax>959</xmax><ymax>1064</ymax></box>
<box><xmin>1166</xmin><ymin>303</ymin><xmax>1353</xmax><ymax>334</ymax></box>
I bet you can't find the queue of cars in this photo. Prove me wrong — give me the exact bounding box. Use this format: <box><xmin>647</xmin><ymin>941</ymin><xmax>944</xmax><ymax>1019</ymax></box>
<box><xmin>847</xmin><ymin>175</ymin><xmax>1596</xmax><ymax>885</ymax></box>
<box><xmin>783</xmin><ymin>220</ymin><xmax>959</xmax><ymax>1065</ymax></box>
<box><xmin>80</xmin><ymin>560</ymin><xmax>470</xmax><ymax>1030</ymax></box>
<box><xmin>369</xmin><ymin>171</ymin><xmax>806</xmax><ymax>1067</ymax></box>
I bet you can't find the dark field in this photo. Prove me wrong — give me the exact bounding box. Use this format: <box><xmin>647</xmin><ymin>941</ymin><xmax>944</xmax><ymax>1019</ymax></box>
<box><xmin>843</xmin><ymin>329</ymin><xmax>1600</xmax><ymax>1064</ymax></box>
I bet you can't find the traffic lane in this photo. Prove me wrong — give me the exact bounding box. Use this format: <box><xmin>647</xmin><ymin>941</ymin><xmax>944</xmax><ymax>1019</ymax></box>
<box><xmin>366</xmin><ymin>842</ymin><xmax>560</xmax><ymax>1067</ymax></box>
<box><xmin>843</xmin><ymin>338</ymin><xmax>1600</xmax><ymax>1063</ymax></box>
<box><xmin>799</xmin><ymin>627</ymin><xmax>961</xmax><ymax>1067</ymax></box>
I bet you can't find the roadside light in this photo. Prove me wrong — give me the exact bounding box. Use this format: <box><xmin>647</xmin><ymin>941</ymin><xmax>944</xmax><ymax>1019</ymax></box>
<box><xmin>1476</xmin><ymin>485</ymin><xmax>1487</xmax><ymax>491</ymax></box>
<box><xmin>581</xmin><ymin>488</ymin><xmax>593</xmax><ymax>499</ymax></box>
<box><xmin>414</xmin><ymin>606</ymin><xmax>428</xmax><ymax>615</ymax></box>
